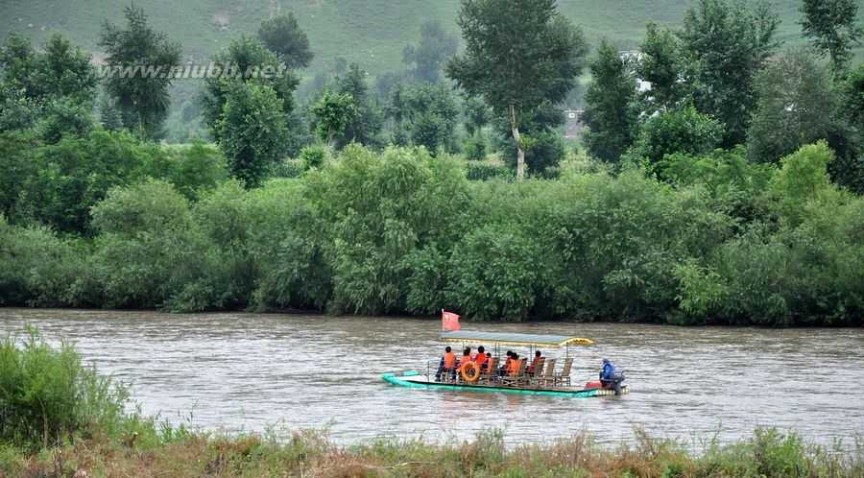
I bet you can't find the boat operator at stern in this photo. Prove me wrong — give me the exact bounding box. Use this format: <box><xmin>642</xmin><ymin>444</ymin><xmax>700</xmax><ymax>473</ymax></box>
<box><xmin>599</xmin><ymin>358</ymin><xmax>626</xmax><ymax>395</ymax></box>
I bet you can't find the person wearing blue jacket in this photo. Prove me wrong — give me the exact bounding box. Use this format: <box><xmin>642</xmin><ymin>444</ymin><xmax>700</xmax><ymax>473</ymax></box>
<box><xmin>600</xmin><ymin>359</ymin><xmax>616</xmax><ymax>380</ymax></box>
<box><xmin>599</xmin><ymin>358</ymin><xmax>625</xmax><ymax>395</ymax></box>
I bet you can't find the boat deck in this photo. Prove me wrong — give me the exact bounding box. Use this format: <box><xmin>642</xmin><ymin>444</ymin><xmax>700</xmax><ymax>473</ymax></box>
<box><xmin>382</xmin><ymin>371</ymin><xmax>628</xmax><ymax>397</ymax></box>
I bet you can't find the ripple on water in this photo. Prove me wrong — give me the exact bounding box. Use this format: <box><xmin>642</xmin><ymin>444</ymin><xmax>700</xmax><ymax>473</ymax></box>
<box><xmin>2</xmin><ymin>308</ymin><xmax>864</xmax><ymax>447</ymax></box>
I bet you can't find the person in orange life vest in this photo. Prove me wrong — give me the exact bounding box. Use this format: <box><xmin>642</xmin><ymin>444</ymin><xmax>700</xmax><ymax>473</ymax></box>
<box><xmin>508</xmin><ymin>352</ymin><xmax>522</xmax><ymax>376</ymax></box>
<box><xmin>527</xmin><ymin>350</ymin><xmax>543</xmax><ymax>375</ymax></box>
<box><xmin>499</xmin><ymin>351</ymin><xmax>513</xmax><ymax>376</ymax></box>
<box><xmin>458</xmin><ymin>347</ymin><xmax>473</xmax><ymax>374</ymax></box>
<box><xmin>435</xmin><ymin>346</ymin><xmax>457</xmax><ymax>381</ymax></box>
<box><xmin>473</xmin><ymin>346</ymin><xmax>488</xmax><ymax>370</ymax></box>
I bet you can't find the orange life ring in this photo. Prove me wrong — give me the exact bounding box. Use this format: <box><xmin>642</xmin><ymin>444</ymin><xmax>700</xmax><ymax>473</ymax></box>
<box><xmin>461</xmin><ymin>361</ymin><xmax>481</xmax><ymax>382</ymax></box>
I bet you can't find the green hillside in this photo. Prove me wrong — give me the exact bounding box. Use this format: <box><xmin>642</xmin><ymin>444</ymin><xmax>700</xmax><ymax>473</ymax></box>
<box><xmin>3</xmin><ymin>0</ymin><xmax>863</xmax><ymax>76</ymax></box>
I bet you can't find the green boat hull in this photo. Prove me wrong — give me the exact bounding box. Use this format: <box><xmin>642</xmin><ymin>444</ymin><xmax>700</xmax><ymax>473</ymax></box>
<box><xmin>381</xmin><ymin>371</ymin><xmax>626</xmax><ymax>398</ymax></box>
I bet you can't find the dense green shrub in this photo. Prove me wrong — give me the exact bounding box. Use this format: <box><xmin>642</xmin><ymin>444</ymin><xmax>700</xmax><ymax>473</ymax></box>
<box><xmin>246</xmin><ymin>179</ymin><xmax>331</xmax><ymax>311</ymax></box>
<box><xmin>446</xmin><ymin>224</ymin><xmax>540</xmax><ymax>321</ymax></box>
<box><xmin>0</xmin><ymin>132</ymin><xmax>39</xmax><ymax>221</ymax></box>
<box><xmin>299</xmin><ymin>144</ymin><xmax>328</xmax><ymax>170</ymax></box>
<box><xmin>0</xmin><ymin>129</ymin><xmax>228</xmax><ymax>234</ymax></box>
<box><xmin>466</xmin><ymin>162</ymin><xmax>513</xmax><ymax>181</ymax></box>
<box><xmin>532</xmin><ymin>172</ymin><xmax>730</xmax><ymax>321</ymax></box>
<box><xmin>143</xmin><ymin>142</ymin><xmax>229</xmax><ymax>200</ymax></box>
<box><xmin>673</xmin><ymin>143</ymin><xmax>864</xmax><ymax>326</ymax></box>
<box><xmin>23</xmin><ymin>129</ymin><xmax>158</xmax><ymax>233</ymax></box>
<box><xmin>0</xmin><ymin>330</ymin><xmax>128</xmax><ymax>451</ymax></box>
<box><xmin>660</xmin><ymin>148</ymin><xmax>775</xmax><ymax>233</ymax></box>
<box><xmin>186</xmin><ymin>180</ymin><xmax>257</xmax><ymax>310</ymax></box>
<box><xmin>308</xmin><ymin>145</ymin><xmax>470</xmax><ymax>314</ymax></box>
<box><xmin>767</xmin><ymin>142</ymin><xmax>840</xmax><ymax>225</ymax></box>
<box><xmin>501</xmin><ymin>128</ymin><xmax>567</xmax><ymax>177</ymax></box>
<box><xmin>404</xmin><ymin>245</ymin><xmax>451</xmax><ymax>314</ymax></box>
<box><xmin>463</xmin><ymin>135</ymin><xmax>486</xmax><ymax>161</ymax></box>
<box><xmin>89</xmin><ymin>179</ymin><xmax>215</xmax><ymax>310</ymax></box>
<box><xmin>388</xmin><ymin>83</ymin><xmax>460</xmax><ymax>155</ymax></box>
<box><xmin>627</xmin><ymin>105</ymin><xmax>724</xmax><ymax>174</ymax></box>
<box><xmin>0</xmin><ymin>216</ymin><xmax>85</xmax><ymax>307</ymax></box>
<box><xmin>4</xmin><ymin>142</ymin><xmax>864</xmax><ymax>325</ymax></box>
<box><xmin>270</xmin><ymin>158</ymin><xmax>305</xmax><ymax>178</ymax></box>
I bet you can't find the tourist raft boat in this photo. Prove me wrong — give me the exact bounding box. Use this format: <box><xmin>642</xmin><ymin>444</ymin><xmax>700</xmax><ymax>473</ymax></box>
<box><xmin>381</xmin><ymin>330</ymin><xmax>629</xmax><ymax>397</ymax></box>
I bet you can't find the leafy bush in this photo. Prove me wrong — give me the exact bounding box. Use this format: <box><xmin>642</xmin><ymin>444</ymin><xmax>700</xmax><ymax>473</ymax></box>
<box><xmin>0</xmin><ymin>329</ymin><xmax>128</xmax><ymax>451</ymax></box>
<box><xmin>446</xmin><ymin>224</ymin><xmax>540</xmax><ymax>321</ymax></box>
<box><xmin>466</xmin><ymin>162</ymin><xmax>513</xmax><ymax>181</ymax></box>
<box><xmin>4</xmin><ymin>142</ymin><xmax>864</xmax><ymax>326</ymax></box>
<box><xmin>767</xmin><ymin>141</ymin><xmax>839</xmax><ymax>225</ymax></box>
<box><xmin>270</xmin><ymin>158</ymin><xmax>305</xmax><ymax>178</ymax></box>
<box><xmin>1</xmin><ymin>129</ymin><xmax>228</xmax><ymax>234</ymax></box>
<box><xmin>22</xmin><ymin>129</ymin><xmax>158</xmax><ymax>234</ymax></box>
<box><xmin>0</xmin><ymin>216</ymin><xmax>85</xmax><ymax>307</ymax></box>
<box><xmin>661</xmin><ymin>148</ymin><xmax>774</xmax><ymax>226</ymax></box>
<box><xmin>246</xmin><ymin>179</ymin><xmax>332</xmax><ymax>311</ymax></box>
<box><xmin>671</xmin><ymin>143</ymin><xmax>864</xmax><ymax>326</ymax></box>
<box><xmin>308</xmin><ymin>145</ymin><xmax>469</xmax><ymax>314</ymax></box>
<box><xmin>89</xmin><ymin>179</ymin><xmax>215</xmax><ymax>310</ymax></box>
<box><xmin>299</xmin><ymin>144</ymin><xmax>328</xmax><ymax>170</ymax></box>
<box><xmin>628</xmin><ymin>105</ymin><xmax>724</xmax><ymax>174</ymax></box>
<box><xmin>751</xmin><ymin>428</ymin><xmax>809</xmax><ymax>477</ymax></box>
<box><xmin>501</xmin><ymin>128</ymin><xmax>567</xmax><ymax>176</ymax></box>
<box><xmin>463</xmin><ymin>135</ymin><xmax>486</xmax><ymax>161</ymax></box>
<box><xmin>151</xmin><ymin>142</ymin><xmax>228</xmax><ymax>200</ymax></box>
<box><xmin>531</xmin><ymin>171</ymin><xmax>730</xmax><ymax>321</ymax></box>
<box><xmin>0</xmin><ymin>132</ymin><xmax>39</xmax><ymax>222</ymax></box>
<box><xmin>185</xmin><ymin>180</ymin><xmax>257</xmax><ymax>310</ymax></box>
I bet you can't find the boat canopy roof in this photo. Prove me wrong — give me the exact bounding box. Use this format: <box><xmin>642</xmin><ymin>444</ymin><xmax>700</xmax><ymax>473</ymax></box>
<box><xmin>439</xmin><ymin>331</ymin><xmax>594</xmax><ymax>348</ymax></box>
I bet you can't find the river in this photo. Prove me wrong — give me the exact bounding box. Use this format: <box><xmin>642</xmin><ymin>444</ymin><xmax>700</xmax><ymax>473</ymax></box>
<box><xmin>2</xmin><ymin>308</ymin><xmax>863</xmax><ymax>447</ymax></box>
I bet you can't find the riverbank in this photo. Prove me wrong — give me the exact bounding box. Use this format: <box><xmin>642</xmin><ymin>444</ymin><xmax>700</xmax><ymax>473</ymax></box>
<box><xmin>5</xmin><ymin>304</ymin><xmax>864</xmax><ymax>329</ymax></box>
<box><xmin>1</xmin><ymin>427</ymin><xmax>862</xmax><ymax>478</ymax></box>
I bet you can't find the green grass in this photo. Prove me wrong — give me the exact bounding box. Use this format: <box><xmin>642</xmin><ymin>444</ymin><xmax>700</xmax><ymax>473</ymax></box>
<box><xmin>3</xmin><ymin>0</ymin><xmax>863</xmax><ymax>77</ymax></box>
<box><xmin>2</xmin><ymin>425</ymin><xmax>863</xmax><ymax>477</ymax></box>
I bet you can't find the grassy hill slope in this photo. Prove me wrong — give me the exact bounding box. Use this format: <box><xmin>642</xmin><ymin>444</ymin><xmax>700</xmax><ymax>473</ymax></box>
<box><xmin>3</xmin><ymin>0</ymin><xmax>863</xmax><ymax>77</ymax></box>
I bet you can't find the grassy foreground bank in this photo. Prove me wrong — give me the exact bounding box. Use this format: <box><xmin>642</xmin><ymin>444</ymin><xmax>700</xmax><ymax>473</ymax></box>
<box><xmin>2</xmin><ymin>427</ymin><xmax>863</xmax><ymax>478</ymax></box>
<box><xmin>2</xmin><ymin>331</ymin><xmax>863</xmax><ymax>477</ymax></box>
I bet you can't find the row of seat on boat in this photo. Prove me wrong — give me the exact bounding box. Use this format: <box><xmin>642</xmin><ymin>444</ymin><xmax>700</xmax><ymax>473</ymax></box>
<box><xmin>434</xmin><ymin>346</ymin><xmax>573</xmax><ymax>387</ymax></box>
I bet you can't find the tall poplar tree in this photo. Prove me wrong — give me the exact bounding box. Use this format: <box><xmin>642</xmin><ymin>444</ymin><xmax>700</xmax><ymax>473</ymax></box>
<box><xmin>446</xmin><ymin>0</ymin><xmax>587</xmax><ymax>179</ymax></box>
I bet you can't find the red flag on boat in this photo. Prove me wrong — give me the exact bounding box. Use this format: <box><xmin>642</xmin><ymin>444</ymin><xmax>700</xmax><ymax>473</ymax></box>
<box><xmin>441</xmin><ymin>310</ymin><xmax>461</xmax><ymax>331</ymax></box>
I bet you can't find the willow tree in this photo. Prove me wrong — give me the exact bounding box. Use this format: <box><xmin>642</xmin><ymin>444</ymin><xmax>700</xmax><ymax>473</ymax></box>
<box><xmin>258</xmin><ymin>13</ymin><xmax>313</xmax><ymax>69</ymax></box>
<box><xmin>679</xmin><ymin>0</ymin><xmax>779</xmax><ymax>147</ymax></box>
<box><xmin>446</xmin><ymin>0</ymin><xmax>587</xmax><ymax>179</ymax></box>
<box><xmin>582</xmin><ymin>41</ymin><xmax>639</xmax><ymax>163</ymax></box>
<box><xmin>801</xmin><ymin>0</ymin><xmax>863</xmax><ymax>76</ymax></box>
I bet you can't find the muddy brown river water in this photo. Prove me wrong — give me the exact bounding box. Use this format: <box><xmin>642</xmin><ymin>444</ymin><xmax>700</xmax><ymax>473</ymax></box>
<box><xmin>2</xmin><ymin>308</ymin><xmax>863</xmax><ymax>447</ymax></box>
